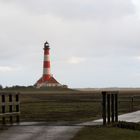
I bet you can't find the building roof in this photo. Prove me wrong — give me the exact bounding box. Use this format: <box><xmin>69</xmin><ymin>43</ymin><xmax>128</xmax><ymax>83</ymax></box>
<box><xmin>47</xmin><ymin>76</ymin><xmax>60</xmax><ymax>84</ymax></box>
<box><xmin>36</xmin><ymin>76</ymin><xmax>60</xmax><ymax>84</ymax></box>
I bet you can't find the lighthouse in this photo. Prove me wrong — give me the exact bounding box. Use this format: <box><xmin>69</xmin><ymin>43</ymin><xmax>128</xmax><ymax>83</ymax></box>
<box><xmin>35</xmin><ymin>41</ymin><xmax>62</xmax><ymax>88</ymax></box>
<box><xmin>43</xmin><ymin>41</ymin><xmax>51</xmax><ymax>81</ymax></box>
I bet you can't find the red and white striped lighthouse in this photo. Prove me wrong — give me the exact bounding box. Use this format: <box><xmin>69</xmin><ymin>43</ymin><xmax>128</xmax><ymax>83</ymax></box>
<box><xmin>36</xmin><ymin>41</ymin><xmax>62</xmax><ymax>88</ymax></box>
<box><xmin>42</xmin><ymin>41</ymin><xmax>51</xmax><ymax>82</ymax></box>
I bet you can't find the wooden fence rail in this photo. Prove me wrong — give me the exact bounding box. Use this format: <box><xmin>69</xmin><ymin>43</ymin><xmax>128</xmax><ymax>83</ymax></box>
<box><xmin>0</xmin><ymin>92</ymin><xmax>20</xmax><ymax>124</ymax></box>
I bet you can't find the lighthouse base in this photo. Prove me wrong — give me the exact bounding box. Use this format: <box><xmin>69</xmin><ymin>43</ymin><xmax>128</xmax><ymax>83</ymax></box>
<box><xmin>35</xmin><ymin>76</ymin><xmax>62</xmax><ymax>88</ymax></box>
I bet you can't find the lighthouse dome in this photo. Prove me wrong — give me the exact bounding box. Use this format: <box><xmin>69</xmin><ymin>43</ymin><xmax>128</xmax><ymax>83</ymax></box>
<box><xmin>44</xmin><ymin>41</ymin><xmax>49</xmax><ymax>48</ymax></box>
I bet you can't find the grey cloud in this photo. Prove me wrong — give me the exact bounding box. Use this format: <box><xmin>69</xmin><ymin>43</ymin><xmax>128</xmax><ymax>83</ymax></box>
<box><xmin>5</xmin><ymin>0</ymin><xmax>135</xmax><ymax>20</ymax></box>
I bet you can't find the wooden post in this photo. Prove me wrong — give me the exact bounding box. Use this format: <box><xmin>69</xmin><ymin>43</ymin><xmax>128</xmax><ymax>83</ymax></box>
<box><xmin>102</xmin><ymin>92</ymin><xmax>107</xmax><ymax>125</ymax></box>
<box><xmin>111</xmin><ymin>94</ymin><xmax>115</xmax><ymax>122</ymax></box>
<box><xmin>15</xmin><ymin>94</ymin><xmax>20</xmax><ymax>123</ymax></box>
<box><xmin>2</xmin><ymin>94</ymin><xmax>6</xmax><ymax>124</ymax></box>
<box><xmin>9</xmin><ymin>94</ymin><xmax>13</xmax><ymax>123</ymax></box>
<box><xmin>115</xmin><ymin>93</ymin><xmax>118</xmax><ymax>122</ymax></box>
<box><xmin>107</xmin><ymin>94</ymin><xmax>110</xmax><ymax>123</ymax></box>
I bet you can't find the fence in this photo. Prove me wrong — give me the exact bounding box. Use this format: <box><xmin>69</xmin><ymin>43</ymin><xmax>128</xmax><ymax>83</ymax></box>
<box><xmin>118</xmin><ymin>95</ymin><xmax>140</xmax><ymax>112</ymax></box>
<box><xmin>102</xmin><ymin>91</ymin><xmax>118</xmax><ymax>125</ymax></box>
<box><xmin>0</xmin><ymin>92</ymin><xmax>20</xmax><ymax>124</ymax></box>
<box><xmin>0</xmin><ymin>91</ymin><xmax>137</xmax><ymax>125</ymax></box>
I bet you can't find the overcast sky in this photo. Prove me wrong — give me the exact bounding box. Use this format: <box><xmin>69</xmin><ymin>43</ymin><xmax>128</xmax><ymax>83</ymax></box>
<box><xmin>1</xmin><ymin>0</ymin><xmax>140</xmax><ymax>88</ymax></box>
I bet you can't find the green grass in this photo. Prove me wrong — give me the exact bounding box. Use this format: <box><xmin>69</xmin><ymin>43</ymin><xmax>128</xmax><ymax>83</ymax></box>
<box><xmin>72</xmin><ymin>127</ymin><xmax>140</xmax><ymax>140</ymax></box>
<box><xmin>19</xmin><ymin>92</ymin><xmax>102</xmax><ymax>122</ymax></box>
<box><xmin>20</xmin><ymin>101</ymin><xmax>101</xmax><ymax>122</ymax></box>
